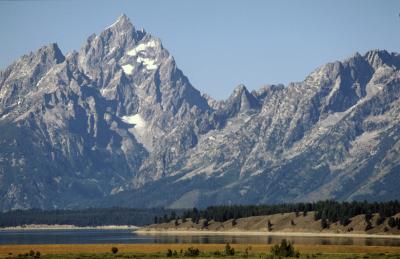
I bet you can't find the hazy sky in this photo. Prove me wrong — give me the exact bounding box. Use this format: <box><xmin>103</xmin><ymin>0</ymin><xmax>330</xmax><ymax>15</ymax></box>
<box><xmin>1</xmin><ymin>0</ymin><xmax>399</xmax><ymax>99</ymax></box>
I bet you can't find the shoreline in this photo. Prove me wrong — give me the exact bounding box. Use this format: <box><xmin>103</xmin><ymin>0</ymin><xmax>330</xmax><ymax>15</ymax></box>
<box><xmin>0</xmin><ymin>224</ymin><xmax>139</xmax><ymax>231</ymax></box>
<box><xmin>3</xmin><ymin>225</ymin><xmax>399</xmax><ymax>239</ymax></box>
<box><xmin>135</xmin><ymin>229</ymin><xmax>400</xmax><ymax>239</ymax></box>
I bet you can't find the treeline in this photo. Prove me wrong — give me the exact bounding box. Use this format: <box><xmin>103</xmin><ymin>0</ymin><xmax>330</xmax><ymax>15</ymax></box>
<box><xmin>313</xmin><ymin>200</ymin><xmax>400</xmax><ymax>228</ymax></box>
<box><xmin>155</xmin><ymin>200</ymin><xmax>400</xmax><ymax>227</ymax></box>
<box><xmin>3</xmin><ymin>200</ymin><xmax>400</xmax><ymax>228</ymax></box>
<box><xmin>0</xmin><ymin>207</ymin><xmax>180</xmax><ymax>227</ymax></box>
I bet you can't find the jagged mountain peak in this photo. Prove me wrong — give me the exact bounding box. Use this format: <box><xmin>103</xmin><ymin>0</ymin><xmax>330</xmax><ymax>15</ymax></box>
<box><xmin>103</xmin><ymin>14</ymin><xmax>133</xmax><ymax>31</ymax></box>
<box><xmin>35</xmin><ymin>43</ymin><xmax>65</xmax><ymax>62</ymax></box>
<box><xmin>252</xmin><ymin>84</ymin><xmax>284</xmax><ymax>101</ymax></box>
<box><xmin>77</xmin><ymin>17</ymin><xmax>147</xmax><ymax>88</ymax></box>
<box><xmin>0</xmin><ymin>42</ymin><xmax>66</xmax><ymax>112</ymax></box>
<box><xmin>223</xmin><ymin>84</ymin><xmax>260</xmax><ymax>115</ymax></box>
<box><xmin>340</xmin><ymin>49</ymin><xmax>398</xmax><ymax>70</ymax></box>
<box><xmin>304</xmin><ymin>49</ymin><xmax>398</xmax><ymax>95</ymax></box>
<box><xmin>2</xmin><ymin>42</ymin><xmax>65</xmax><ymax>73</ymax></box>
<box><xmin>231</xmin><ymin>84</ymin><xmax>248</xmax><ymax>95</ymax></box>
<box><xmin>101</xmin><ymin>14</ymin><xmax>144</xmax><ymax>41</ymax></box>
<box><xmin>364</xmin><ymin>49</ymin><xmax>399</xmax><ymax>69</ymax></box>
<box><xmin>1</xmin><ymin>15</ymin><xmax>400</xmax><ymax>211</ymax></box>
<box><xmin>113</xmin><ymin>14</ymin><xmax>131</xmax><ymax>27</ymax></box>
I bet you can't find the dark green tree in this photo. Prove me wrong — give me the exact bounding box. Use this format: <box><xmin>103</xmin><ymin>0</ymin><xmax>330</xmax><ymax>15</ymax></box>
<box><xmin>163</xmin><ymin>214</ymin><xmax>168</xmax><ymax>223</ymax></box>
<box><xmin>339</xmin><ymin>215</ymin><xmax>350</xmax><ymax>226</ymax></box>
<box><xmin>202</xmin><ymin>219</ymin><xmax>209</xmax><ymax>228</ymax></box>
<box><xmin>321</xmin><ymin>218</ymin><xmax>329</xmax><ymax>229</ymax></box>
<box><xmin>376</xmin><ymin>216</ymin><xmax>385</xmax><ymax>225</ymax></box>
<box><xmin>170</xmin><ymin>211</ymin><xmax>177</xmax><ymax>221</ymax></box>
<box><xmin>365</xmin><ymin>221</ymin><xmax>373</xmax><ymax>231</ymax></box>
<box><xmin>232</xmin><ymin>218</ymin><xmax>237</xmax><ymax>226</ymax></box>
<box><xmin>267</xmin><ymin>220</ymin><xmax>273</xmax><ymax>231</ymax></box>
<box><xmin>388</xmin><ymin>217</ymin><xmax>396</xmax><ymax>228</ymax></box>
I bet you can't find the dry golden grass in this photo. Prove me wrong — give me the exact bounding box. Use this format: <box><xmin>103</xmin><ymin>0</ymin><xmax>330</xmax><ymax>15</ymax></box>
<box><xmin>147</xmin><ymin>212</ymin><xmax>400</xmax><ymax>235</ymax></box>
<box><xmin>1</xmin><ymin>243</ymin><xmax>400</xmax><ymax>257</ymax></box>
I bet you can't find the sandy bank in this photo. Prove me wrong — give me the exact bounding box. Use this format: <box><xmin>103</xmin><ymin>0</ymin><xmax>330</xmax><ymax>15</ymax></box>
<box><xmin>0</xmin><ymin>224</ymin><xmax>138</xmax><ymax>231</ymax></box>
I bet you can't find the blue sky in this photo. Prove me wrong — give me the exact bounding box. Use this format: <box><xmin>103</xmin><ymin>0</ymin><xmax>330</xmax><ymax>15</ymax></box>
<box><xmin>0</xmin><ymin>0</ymin><xmax>399</xmax><ymax>99</ymax></box>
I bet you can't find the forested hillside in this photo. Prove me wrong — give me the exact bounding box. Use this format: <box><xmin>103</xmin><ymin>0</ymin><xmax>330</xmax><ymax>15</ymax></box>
<box><xmin>0</xmin><ymin>208</ymin><xmax>180</xmax><ymax>227</ymax></box>
<box><xmin>156</xmin><ymin>200</ymin><xmax>400</xmax><ymax>229</ymax></box>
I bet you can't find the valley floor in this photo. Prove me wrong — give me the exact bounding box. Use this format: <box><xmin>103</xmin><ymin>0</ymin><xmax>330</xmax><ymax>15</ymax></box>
<box><xmin>1</xmin><ymin>244</ymin><xmax>400</xmax><ymax>258</ymax></box>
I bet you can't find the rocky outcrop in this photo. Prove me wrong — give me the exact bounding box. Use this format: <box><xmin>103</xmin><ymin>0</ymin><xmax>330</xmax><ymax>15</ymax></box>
<box><xmin>0</xmin><ymin>15</ymin><xmax>399</xmax><ymax>211</ymax></box>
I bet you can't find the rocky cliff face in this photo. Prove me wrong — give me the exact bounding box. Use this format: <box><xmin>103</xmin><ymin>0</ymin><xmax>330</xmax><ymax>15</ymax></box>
<box><xmin>0</xmin><ymin>15</ymin><xmax>399</xmax><ymax>211</ymax></box>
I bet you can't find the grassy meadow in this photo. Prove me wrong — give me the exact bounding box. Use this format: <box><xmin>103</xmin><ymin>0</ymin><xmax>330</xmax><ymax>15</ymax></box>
<box><xmin>2</xmin><ymin>244</ymin><xmax>400</xmax><ymax>259</ymax></box>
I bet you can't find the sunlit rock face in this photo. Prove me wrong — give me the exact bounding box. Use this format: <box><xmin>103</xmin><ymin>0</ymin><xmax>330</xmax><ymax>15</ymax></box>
<box><xmin>0</xmin><ymin>15</ymin><xmax>400</xmax><ymax>211</ymax></box>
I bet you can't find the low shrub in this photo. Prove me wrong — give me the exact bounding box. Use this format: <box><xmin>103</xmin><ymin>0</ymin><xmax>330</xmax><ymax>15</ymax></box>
<box><xmin>271</xmin><ymin>239</ymin><xmax>300</xmax><ymax>257</ymax></box>
<box><xmin>111</xmin><ymin>246</ymin><xmax>118</xmax><ymax>254</ymax></box>
<box><xmin>184</xmin><ymin>247</ymin><xmax>200</xmax><ymax>257</ymax></box>
<box><xmin>225</xmin><ymin>243</ymin><xmax>235</xmax><ymax>256</ymax></box>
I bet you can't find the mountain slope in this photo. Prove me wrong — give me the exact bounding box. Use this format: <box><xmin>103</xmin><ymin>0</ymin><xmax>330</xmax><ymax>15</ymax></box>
<box><xmin>0</xmin><ymin>15</ymin><xmax>399</xmax><ymax>211</ymax></box>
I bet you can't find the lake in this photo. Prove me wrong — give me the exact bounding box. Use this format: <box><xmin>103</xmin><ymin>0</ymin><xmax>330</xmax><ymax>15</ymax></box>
<box><xmin>0</xmin><ymin>229</ymin><xmax>400</xmax><ymax>246</ymax></box>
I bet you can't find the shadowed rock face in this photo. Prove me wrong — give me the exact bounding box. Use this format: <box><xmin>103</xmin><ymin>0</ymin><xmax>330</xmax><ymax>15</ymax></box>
<box><xmin>0</xmin><ymin>15</ymin><xmax>400</xmax><ymax>211</ymax></box>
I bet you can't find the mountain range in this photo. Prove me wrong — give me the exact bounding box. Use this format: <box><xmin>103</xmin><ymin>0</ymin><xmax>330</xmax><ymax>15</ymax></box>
<box><xmin>0</xmin><ymin>15</ymin><xmax>399</xmax><ymax>211</ymax></box>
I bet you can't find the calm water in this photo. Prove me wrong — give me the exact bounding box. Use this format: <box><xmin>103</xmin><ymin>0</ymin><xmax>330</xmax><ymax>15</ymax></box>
<box><xmin>0</xmin><ymin>229</ymin><xmax>399</xmax><ymax>246</ymax></box>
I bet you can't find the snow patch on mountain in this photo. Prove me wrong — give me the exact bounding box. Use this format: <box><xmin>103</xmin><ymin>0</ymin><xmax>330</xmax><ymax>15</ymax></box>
<box><xmin>121</xmin><ymin>114</ymin><xmax>153</xmax><ymax>150</ymax></box>
<box><xmin>127</xmin><ymin>40</ymin><xmax>158</xmax><ymax>56</ymax></box>
<box><xmin>121</xmin><ymin>64</ymin><xmax>134</xmax><ymax>75</ymax></box>
<box><xmin>121</xmin><ymin>114</ymin><xmax>146</xmax><ymax>128</ymax></box>
<box><xmin>111</xmin><ymin>186</ymin><xmax>124</xmax><ymax>195</ymax></box>
<box><xmin>137</xmin><ymin>57</ymin><xmax>157</xmax><ymax>70</ymax></box>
